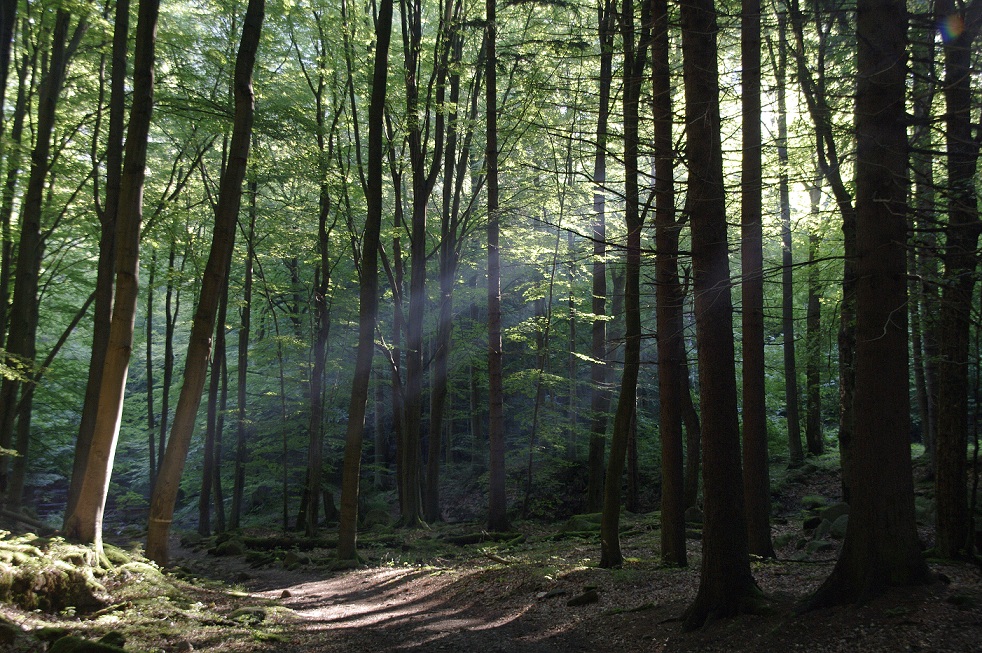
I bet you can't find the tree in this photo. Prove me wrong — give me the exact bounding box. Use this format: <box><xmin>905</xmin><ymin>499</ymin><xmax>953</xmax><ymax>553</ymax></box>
<box><xmin>805</xmin><ymin>0</ymin><xmax>931</xmax><ymax>607</ymax></box>
<box><xmin>337</xmin><ymin>0</ymin><xmax>394</xmax><ymax>561</ymax></box>
<box><xmin>486</xmin><ymin>0</ymin><xmax>508</xmax><ymax>534</ymax></box>
<box><xmin>652</xmin><ymin>0</ymin><xmax>685</xmax><ymax>567</ymax></box>
<box><xmin>934</xmin><ymin>0</ymin><xmax>982</xmax><ymax>559</ymax></box>
<box><xmin>599</xmin><ymin>0</ymin><xmax>649</xmax><ymax>569</ymax></box>
<box><xmin>681</xmin><ymin>0</ymin><xmax>758</xmax><ymax>628</ymax></box>
<box><xmin>586</xmin><ymin>0</ymin><xmax>615</xmax><ymax>514</ymax></box>
<box><xmin>147</xmin><ymin>0</ymin><xmax>265</xmax><ymax>564</ymax></box>
<box><xmin>61</xmin><ymin>0</ymin><xmax>154</xmax><ymax>551</ymax></box>
<box><xmin>740</xmin><ymin>0</ymin><xmax>775</xmax><ymax>559</ymax></box>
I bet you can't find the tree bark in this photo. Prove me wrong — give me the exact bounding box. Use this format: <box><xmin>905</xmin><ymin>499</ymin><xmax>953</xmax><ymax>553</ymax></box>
<box><xmin>337</xmin><ymin>0</ymin><xmax>392</xmax><ymax>560</ymax></box>
<box><xmin>680</xmin><ymin>0</ymin><xmax>757</xmax><ymax>628</ymax></box>
<box><xmin>599</xmin><ymin>0</ymin><xmax>648</xmax><ymax>569</ymax></box>
<box><xmin>805</xmin><ymin>0</ymin><xmax>930</xmax><ymax>607</ymax></box>
<box><xmin>65</xmin><ymin>0</ymin><xmax>128</xmax><ymax>521</ymax></box>
<box><xmin>147</xmin><ymin>0</ymin><xmax>264</xmax><ymax>564</ymax></box>
<box><xmin>586</xmin><ymin>0</ymin><xmax>615</xmax><ymax>515</ymax></box>
<box><xmin>934</xmin><ymin>0</ymin><xmax>982</xmax><ymax>559</ymax></box>
<box><xmin>61</xmin><ymin>1</ymin><xmax>152</xmax><ymax>552</ymax></box>
<box><xmin>653</xmin><ymin>0</ymin><xmax>685</xmax><ymax>567</ymax></box>
<box><xmin>485</xmin><ymin>0</ymin><xmax>508</xmax><ymax>534</ymax></box>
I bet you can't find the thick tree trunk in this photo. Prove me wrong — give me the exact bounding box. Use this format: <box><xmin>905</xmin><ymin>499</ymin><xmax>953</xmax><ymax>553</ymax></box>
<box><xmin>147</xmin><ymin>0</ymin><xmax>264</xmax><ymax>564</ymax></box>
<box><xmin>680</xmin><ymin>0</ymin><xmax>757</xmax><ymax>629</ymax></box>
<box><xmin>806</xmin><ymin>0</ymin><xmax>930</xmax><ymax>607</ymax></box>
<box><xmin>337</xmin><ymin>0</ymin><xmax>392</xmax><ymax>561</ymax></box>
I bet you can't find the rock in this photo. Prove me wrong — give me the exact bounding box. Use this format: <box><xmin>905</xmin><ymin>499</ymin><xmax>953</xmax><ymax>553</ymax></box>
<box><xmin>560</xmin><ymin>514</ymin><xmax>602</xmax><ymax>533</ymax></box>
<box><xmin>819</xmin><ymin>502</ymin><xmax>850</xmax><ymax>524</ymax></box>
<box><xmin>213</xmin><ymin>539</ymin><xmax>246</xmax><ymax>557</ymax></box>
<box><xmin>815</xmin><ymin>519</ymin><xmax>832</xmax><ymax>540</ymax></box>
<box><xmin>802</xmin><ymin>515</ymin><xmax>822</xmax><ymax>531</ymax></box>
<box><xmin>801</xmin><ymin>495</ymin><xmax>828</xmax><ymax>510</ymax></box>
<box><xmin>805</xmin><ymin>539</ymin><xmax>836</xmax><ymax>555</ymax></box>
<box><xmin>566</xmin><ymin>588</ymin><xmax>599</xmax><ymax>607</ymax></box>
<box><xmin>361</xmin><ymin>508</ymin><xmax>392</xmax><ymax>530</ymax></box>
<box><xmin>280</xmin><ymin>589</ymin><xmax>292</xmax><ymax>599</ymax></box>
<box><xmin>283</xmin><ymin>551</ymin><xmax>310</xmax><ymax>568</ymax></box>
<box><xmin>97</xmin><ymin>632</ymin><xmax>126</xmax><ymax>648</ymax></box>
<box><xmin>830</xmin><ymin>514</ymin><xmax>849</xmax><ymax>539</ymax></box>
<box><xmin>229</xmin><ymin>607</ymin><xmax>267</xmax><ymax>624</ymax></box>
<box><xmin>684</xmin><ymin>506</ymin><xmax>703</xmax><ymax>525</ymax></box>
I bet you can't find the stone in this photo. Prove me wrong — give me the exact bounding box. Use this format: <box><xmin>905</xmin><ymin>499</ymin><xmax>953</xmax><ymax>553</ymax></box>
<box><xmin>830</xmin><ymin>514</ymin><xmax>849</xmax><ymax>539</ymax></box>
<box><xmin>819</xmin><ymin>502</ymin><xmax>850</xmax><ymax>524</ymax></box>
<box><xmin>684</xmin><ymin>506</ymin><xmax>703</xmax><ymax>524</ymax></box>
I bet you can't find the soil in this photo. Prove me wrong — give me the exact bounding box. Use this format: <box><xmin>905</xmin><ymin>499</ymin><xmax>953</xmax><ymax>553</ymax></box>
<box><xmin>159</xmin><ymin>462</ymin><xmax>982</xmax><ymax>653</ymax></box>
<box><xmin>3</xmin><ymin>460</ymin><xmax>981</xmax><ymax>652</ymax></box>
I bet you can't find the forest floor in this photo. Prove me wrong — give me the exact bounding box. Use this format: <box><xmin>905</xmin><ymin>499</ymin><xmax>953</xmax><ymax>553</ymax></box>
<box><xmin>2</xmin><ymin>456</ymin><xmax>982</xmax><ymax>652</ymax></box>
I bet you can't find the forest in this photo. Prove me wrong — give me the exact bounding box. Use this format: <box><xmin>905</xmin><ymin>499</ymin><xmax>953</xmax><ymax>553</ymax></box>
<box><xmin>0</xmin><ymin>0</ymin><xmax>981</xmax><ymax>650</ymax></box>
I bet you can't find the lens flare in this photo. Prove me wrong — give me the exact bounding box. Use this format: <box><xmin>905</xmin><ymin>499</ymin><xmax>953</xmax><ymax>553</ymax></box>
<box><xmin>940</xmin><ymin>13</ymin><xmax>965</xmax><ymax>44</ymax></box>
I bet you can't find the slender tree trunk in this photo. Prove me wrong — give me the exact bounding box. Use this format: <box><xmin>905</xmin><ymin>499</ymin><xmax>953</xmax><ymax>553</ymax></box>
<box><xmin>740</xmin><ymin>0</ymin><xmax>774</xmax><ymax>559</ymax></box>
<box><xmin>337</xmin><ymin>0</ymin><xmax>393</xmax><ymax>560</ymax></box>
<box><xmin>653</xmin><ymin>0</ymin><xmax>685</xmax><ymax>566</ymax></box>
<box><xmin>805</xmin><ymin>0</ymin><xmax>930</xmax><ymax>607</ymax></box>
<box><xmin>599</xmin><ymin>0</ymin><xmax>648</xmax><ymax>569</ymax></box>
<box><xmin>146</xmin><ymin>251</ymin><xmax>157</xmax><ymax>486</ymax></box>
<box><xmin>61</xmin><ymin>2</ymin><xmax>153</xmax><ymax>553</ymax></box>
<box><xmin>229</xmin><ymin>185</ymin><xmax>256</xmax><ymax>530</ymax></box>
<box><xmin>587</xmin><ymin>0</ymin><xmax>615</xmax><ymax>514</ymax></box>
<box><xmin>776</xmin><ymin>17</ymin><xmax>803</xmax><ymax>468</ymax></box>
<box><xmin>681</xmin><ymin>0</ymin><xmax>757</xmax><ymax>628</ymax></box>
<box><xmin>934</xmin><ymin>0</ymin><xmax>982</xmax><ymax>559</ymax></box>
<box><xmin>147</xmin><ymin>0</ymin><xmax>264</xmax><ymax>564</ymax></box>
<box><xmin>1</xmin><ymin>12</ymin><xmax>81</xmax><ymax>492</ymax></box>
<box><xmin>786</xmin><ymin>1</ymin><xmax>857</xmax><ymax>500</ymax></box>
<box><xmin>199</xmin><ymin>285</ymin><xmax>229</xmax><ymax>536</ymax></box>
<box><xmin>0</xmin><ymin>46</ymin><xmax>32</xmax><ymax>356</ymax></box>
<box><xmin>485</xmin><ymin>0</ymin><xmax>508</xmax><ymax>534</ymax></box>
<box><xmin>805</xmin><ymin>181</ymin><xmax>824</xmax><ymax>456</ymax></box>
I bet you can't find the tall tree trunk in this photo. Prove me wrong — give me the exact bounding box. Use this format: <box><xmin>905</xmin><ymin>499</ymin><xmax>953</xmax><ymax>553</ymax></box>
<box><xmin>740</xmin><ymin>0</ymin><xmax>774</xmax><ymax>559</ymax></box>
<box><xmin>909</xmin><ymin>22</ymin><xmax>938</xmax><ymax>468</ymax></box>
<box><xmin>805</xmin><ymin>0</ymin><xmax>930</xmax><ymax>607</ymax></box>
<box><xmin>65</xmin><ymin>0</ymin><xmax>128</xmax><ymax>521</ymax></box>
<box><xmin>786</xmin><ymin>0</ymin><xmax>857</xmax><ymax>500</ymax></box>
<box><xmin>146</xmin><ymin>251</ymin><xmax>157</xmax><ymax>486</ymax></box>
<box><xmin>485</xmin><ymin>0</ymin><xmax>508</xmax><ymax>534</ymax></box>
<box><xmin>147</xmin><ymin>0</ymin><xmax>264</xmax><ymax>564</ymax></box>
<box><xmin>0</xmin><ymin>44</ymin><xmax>32</xmax><ymax>355</ymax></box>
<box><xmin>934</xmin><ymin>0</ymin><xmax>982</xmax><ymax>559</ymax></box>
<box><xmin>229</xmin><ymin>184</ymin><xmax>256</xmax><ymax>530</ymax></box>
<box><xmin>586</xmin><ymin>0</ymin><xmax>615</xmax><ymax>514</ymax></box>
<box><xmin>61</xmin><ymin>1</ymin><xmax>153</xmax><ymax>553</ymax></box>
<box><xmin>199</xmin><ymin>285</ymin><xmax>229</xmax><ymax>536</ymax></box>
<box><xmin>776</xmin><ymin>15</ymin><xmax>803</xmax><ymax>468</ymax></box>
<box><xmin>0</xmin><ymin>0</ymin><xmax>15</xmax><ymax>118</ymax></box>
<box><xmin>653</xmin><ymin>0</ymin><xmax>685</xmax><ymax>567</ymax></box>
<box><xmin>0</xmin><ymin>12</ymin><xmax>81</xmax><ymax>491</ymax></box>
<box><xmin>599</xmin><ymin>0</ymin><xmax>648</xmax><ymax>569</ymax></box>
<box><xmin>805</xmin><ymin>180</ymin><xmax>824</xmax><ymax>456</ymax></box>
<box><xmin>680</xmin><ymin>0</ymin><xmax>757</xmax><ymax>628</ymax></box>
<box><xmin>337</xmin><ymin>0</ymin><xmax>393</xmax><ymax>560</ymax></box>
